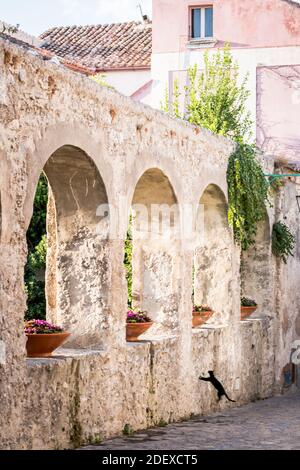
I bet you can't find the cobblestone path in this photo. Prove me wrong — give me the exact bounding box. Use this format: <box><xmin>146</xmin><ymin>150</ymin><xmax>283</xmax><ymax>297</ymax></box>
<box><xmin>82</xmin><ymin>392</ymin><xmax>300</xmax><ymax>450</ymax></box>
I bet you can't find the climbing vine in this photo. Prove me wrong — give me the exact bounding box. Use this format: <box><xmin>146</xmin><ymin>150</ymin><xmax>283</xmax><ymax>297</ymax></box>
<box><xmin>272</xmin><ymin>221</ymin><xmax>295</xmax><ymax>263</ymax></box>
<box><xmin>227</xmin><ymin>144</ymin><xmax>269</xmax><ymax>250</ymax></box>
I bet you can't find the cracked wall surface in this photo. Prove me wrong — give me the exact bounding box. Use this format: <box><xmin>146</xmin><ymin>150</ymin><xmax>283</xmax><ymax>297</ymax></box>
<box><xmin>0</xmin><ymin>37</ymin><xmax>299</xmax><ymax>449</ymax></box>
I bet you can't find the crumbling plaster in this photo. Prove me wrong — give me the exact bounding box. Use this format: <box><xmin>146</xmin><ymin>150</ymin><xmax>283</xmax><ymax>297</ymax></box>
<box><xmin>0</xmin><ymin>37</ymin><xmax>299</xmax><ymax>450</ymax></box>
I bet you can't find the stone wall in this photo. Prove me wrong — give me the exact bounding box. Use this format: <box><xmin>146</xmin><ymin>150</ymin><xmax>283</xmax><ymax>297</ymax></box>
<box><xmin>0</xmin><ymin>37</ymin><xmax>299</xmax><ymax>449</ymax></box>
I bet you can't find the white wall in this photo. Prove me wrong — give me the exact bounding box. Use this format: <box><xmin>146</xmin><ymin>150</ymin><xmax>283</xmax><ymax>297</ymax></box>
<box><xmin>105</xmin><ymin>69</ymin><xmax>151</xmax><ymax>97</ymax></box>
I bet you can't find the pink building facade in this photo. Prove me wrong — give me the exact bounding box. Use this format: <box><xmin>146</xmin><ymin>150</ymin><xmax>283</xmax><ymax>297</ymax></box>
<box><xmin>146</xmin><ymin>0</ymin><xmax>300</xmax><ymax>164</ymax></box>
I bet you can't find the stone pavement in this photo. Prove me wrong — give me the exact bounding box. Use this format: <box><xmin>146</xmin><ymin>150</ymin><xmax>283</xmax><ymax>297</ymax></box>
<box><xmin>83</xmin><ymin>392</ymin><xmax>300</xmax><ymax>450</ymax></box>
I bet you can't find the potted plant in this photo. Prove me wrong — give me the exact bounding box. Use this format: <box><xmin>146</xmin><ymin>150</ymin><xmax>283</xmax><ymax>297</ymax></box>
<box><xmin>192</xmin><ymin>305</ymin><xmax>213</xmax><ymax>328</ymax></box>
<box><xmin>241</xmin><ymin>297</ymin><xmax>257</xmax><ymax>320</ymax></box>
<box><xmin>126</xmin><ymin>310</ymin><xmax>153</xmax><ymax>342</ymax></box>
<box><xmin>24</xmin><ymin>319</ymin><xmax>70</xmax><ymax>357</ymax></box>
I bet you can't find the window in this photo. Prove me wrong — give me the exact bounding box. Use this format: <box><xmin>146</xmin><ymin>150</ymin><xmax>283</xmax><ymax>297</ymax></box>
<box><xmin>191</xmin><ymin>6</ymin><xmax>213</xmax><ymax>39</ymax></box>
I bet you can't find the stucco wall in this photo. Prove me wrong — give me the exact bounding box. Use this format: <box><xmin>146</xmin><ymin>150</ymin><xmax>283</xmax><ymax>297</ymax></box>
<box><xmin>152</xmin><ymin>0</ymin><xmax>300</xmax><ymax>54</ymax></box>
<box><xmin>105</xmin><ymin>69</ymin><xmax>151</xmax><ymax>97</ymax></box>
<box><xmin>0</xmin><ymin>36</ymin><xmax>299</xmax><ymax>450</ymax></box>
<box><xmin>257</xmin><ymin>64</ymin><xmax>300</xmax><ymax>163</ymax></box>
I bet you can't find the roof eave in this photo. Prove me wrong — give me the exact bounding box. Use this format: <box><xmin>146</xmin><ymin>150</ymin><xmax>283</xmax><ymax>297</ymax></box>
<box><xmin>95</xmin><ymin>66</ymin><xmax>151</xmax><ymax>72</ymax></box>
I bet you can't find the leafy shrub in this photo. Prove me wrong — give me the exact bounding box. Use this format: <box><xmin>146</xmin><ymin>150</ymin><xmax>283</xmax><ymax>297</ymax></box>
<box><xmin>193</xmin><ymin>305</ymin><xmax>212</xmax><ymax>313</ymax></box>
<box><xmin>25</xmin><ymin>173</ymin><xmax>48</xmax><ymax>320</ymax></box>
<box><xmin>124</xmin><ymin>216</ymin><xmax>133</xmax><ymax>308</ymax></box>
<box><xmin>272</xmin><ymin>222</ymin><xmax>295</xmax><ymax>263</ymax></box>
<box><xmin>24</xmin><ymin>236</ymin><xmax>47</xmax><ymax>320</ymax></box>
<box><xmin>241</xmin><ymin>297</ymin><xmax>257</xmax><ymax>307</ymax></box>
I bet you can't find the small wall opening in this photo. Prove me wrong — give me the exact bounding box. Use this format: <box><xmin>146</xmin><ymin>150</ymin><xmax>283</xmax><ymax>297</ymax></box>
<box><xmin>25</xmin><ymin>145</ymin><xmax>110</xmax><ymax>348</ymax></box>
<box><xmin>193</xmin><ymin>184</ymin><xmax>233</xmax><ymax>325</ymax></box>
<box><xmin>128</xmin><ymin>168</ymin><xmax>180</xmax><ymax>333</ymax></box>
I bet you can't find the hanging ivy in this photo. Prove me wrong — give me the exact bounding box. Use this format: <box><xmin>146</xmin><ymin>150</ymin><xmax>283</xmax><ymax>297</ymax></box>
<box><xmin>272</xmin><ymin>221</ymin><xmax>295</xmax><ymax>263</ymax></box>
<box><xmin>227</xmin><ymin>144</ymin><xmax>269</xmax><ymax>250</ymax></box>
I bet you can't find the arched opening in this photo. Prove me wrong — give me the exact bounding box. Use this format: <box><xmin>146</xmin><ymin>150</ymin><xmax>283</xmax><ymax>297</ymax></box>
<box><xmin>240</xmin><ymin>211</ymin><xmax>271</xmax><ymax>317</ymax></box>
<box><xmin>0</xmin><ymin>192</ymin><xmax>2</xmax><ymax>241</ymax></box>
<box><xmin>25</xmin><ymin>145</ymin><xmax>110</xmax><ymax>348</ymax></box>
<box><xmin>193</xmin><ymin>184</ymin><xmax>233</xmax><ymax>325</ymax></box>
<box><xmin>127</xmin><ymin>168</ymin><xmax>180</xmax><ymax>333</ymax></box>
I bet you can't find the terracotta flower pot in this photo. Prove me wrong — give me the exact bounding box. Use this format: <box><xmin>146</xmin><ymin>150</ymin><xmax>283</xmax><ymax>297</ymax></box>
<box><xmin>126</xmin><ymin>322</ymin><xmax>153</xmax><ymax>342</ymax></box>
<box><xmin>192</xmin><ymin>310</ymin><xmax>213</xmax><ymax>328</ymax></box>
<box><xmin>26</xmin><ymin>332</ymin><xmax>70</xmax><ymax>358</ymax></box>
<box><xmin>241</xmin><ymin>306</ymin><xmax>257</xmax><ymax>320</ymax></box>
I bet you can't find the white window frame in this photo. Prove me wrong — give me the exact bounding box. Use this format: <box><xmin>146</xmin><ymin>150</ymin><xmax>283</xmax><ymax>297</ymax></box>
<box><xmin>190</xmin><ymin>6</ymin><xmax>213</xmax><ymax>40</ymax></box>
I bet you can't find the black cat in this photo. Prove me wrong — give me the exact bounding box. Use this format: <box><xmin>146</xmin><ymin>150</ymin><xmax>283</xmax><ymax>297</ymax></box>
<box><xmin>199</xmin><ymin>371</ymin><xmax>236</xmax><ymax>402</ymax></box>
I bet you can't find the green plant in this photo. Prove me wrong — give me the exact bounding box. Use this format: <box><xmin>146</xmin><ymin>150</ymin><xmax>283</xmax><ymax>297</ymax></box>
<box><xmin>26</xmin><ymin>174</ymin><xmax>48</xmax><ymax>251</ymax></box>
<box><xmin>124</xmin><ymin>215</ymin><xmax>133</xmax><ymax>308</ymax></box>
<box><xmin>25</xmin><ymin>174</ymin><xmax>48</xmax><ymax>320</ymax></box>
<box><xmin>272</xmin><ymin>221</ymin><xmax>295</xmax><ymax>263</ymax></box>
<box><xmin>227</xmin><ymin>144</ymin><xmax>269</xmax><ymax>250</ymax></box>
<box><xmin>193</xmin><ymin>305</ymin><xmax>212</xmax><ymax>313</ymax></box>
<box><xmin>162</xmin><ymin>45</ymin><xmax>268</xmax><ymax>250</ymax></box>
<box><xmin>185</xmin><ymin>46</ymin><xmax>252</xmax><ymax>142</ymax></box>
<box><xmin>24</xmin><ymin>235</ymin><xmax>47</xmax><ymax>320</ymax></box>
<box><xmin>241</xmin><ymin>297</ymin><xmax>257</xmax><ymax>307</ymax></box>
<box><xmin>161</xmin><ymin>78</ymin><xmax>181</xmax><ymax>118</ymax></box>
<box><xmin>123</xmin><ymin>424</ymin><xmax>134</xmax><ymax>436</ymax></box>
<box><xmin>157</xmin><ymin>419</ymin><xmax>168</xmax><ymax>427</ymax></box>
<box><xmin>91</xmin><ymin>73</ymin><xmax>113</xmax><ymax>89</ymax></box>
<box><xmin>162</xmin><ymin>45</ymin><xmax>252</xmax><ymax>142</ymax></box>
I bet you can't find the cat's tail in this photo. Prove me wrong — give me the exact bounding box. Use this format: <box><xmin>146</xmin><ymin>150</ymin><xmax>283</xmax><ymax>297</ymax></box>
<box><xmin>225</xmin><ymin>393</ymin><xmax>236</xmax><ymax>403</ymax></box>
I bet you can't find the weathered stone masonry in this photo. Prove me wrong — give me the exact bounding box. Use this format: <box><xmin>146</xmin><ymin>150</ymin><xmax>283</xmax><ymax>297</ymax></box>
<box><xmin>0</xmin><ymin>37</ymin><xmax>299</xmax><ymax>449</ymax></box>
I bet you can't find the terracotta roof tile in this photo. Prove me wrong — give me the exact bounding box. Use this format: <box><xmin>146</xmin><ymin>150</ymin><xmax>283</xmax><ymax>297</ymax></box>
<box><xmin>0</xmin><ymin>32</ymin><xmax>95</xmax><ymax>75</ymax></box>
<box><xmin>40</xmin><ymin>21</ymin><xmax>152</xmax><ymax>71</ymax></box>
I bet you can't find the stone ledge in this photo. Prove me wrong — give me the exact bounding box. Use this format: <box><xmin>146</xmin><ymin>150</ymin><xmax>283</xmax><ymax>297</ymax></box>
<box><xmin>26</xmin><ymin>347</ymin><xmax>107</xmax><ymax>368</ymax></box>
<box><xmin>192</xmin><ymin>324</ymin><xmax>227</xmax><ymax>335</ymax></box>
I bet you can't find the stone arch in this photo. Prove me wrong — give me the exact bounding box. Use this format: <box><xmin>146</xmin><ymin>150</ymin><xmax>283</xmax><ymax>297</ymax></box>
<box><xmin>0</xmin><ymin>192</ymin><xmax>2</xmax><ymax>242</ymax></box>
<box><xmin>129</xmin><ymin>167</ymin><xmax>181</xmax><ymax>332</ymax></box>
<box><xmin>240</xmin><ymin>210</ymin><xmax>272</xmax><ymax>317</ymax></box>
<box><xmin>194</xmin><ymin>183</ymin><xmax>234</xmax><ymax>325</ymax></box>
<box><xmin>27</xmin><ymin>144</ymin><xmax>110</xmax><ymax>348</ymax></box>
<box><xmin>24</xmin><ymin>123</ymin><xmax>112</xmax><ymax>231</ymax></box>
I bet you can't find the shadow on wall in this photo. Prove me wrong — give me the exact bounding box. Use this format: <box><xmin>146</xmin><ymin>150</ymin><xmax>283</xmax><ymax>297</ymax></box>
<box><xmin>130</xmin><ymin>168</ymin><xmax>181</xmax><ymax>334</ymax></box>
<box><xmin>25</xmin><ymin>145</ymin><xmax>110</xmax><ymax>349</ymax></box>
<box><xmin>241</xmin><ymin>211</ymin><xmax>272</xmax><ymax>317</ymax></box>
<box><xmin>194</xmin><ymin>184</ymin><xmax>233</xmax><ymax>326</ymax></box>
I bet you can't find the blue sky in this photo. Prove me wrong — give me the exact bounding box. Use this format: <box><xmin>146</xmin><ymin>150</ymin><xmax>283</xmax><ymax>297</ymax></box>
<box><xmin>1</xmin><ymin>0</ymin><xmax>152</xmax><ymax>36</ymax></box>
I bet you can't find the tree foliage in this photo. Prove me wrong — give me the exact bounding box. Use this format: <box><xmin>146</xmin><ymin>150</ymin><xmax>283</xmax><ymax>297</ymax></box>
<box><xmin>162</xmin><ymin>45</ymin><xmax>268</xmax><ymax>249</ymax></box>
<box><xmin>24</xmin><ymin>174</ymin><xmax>48</xmax><ymax>320</ymax></box>
<box><xmin>124</xmin><ymin>214</ymin><xmax>133</xmax><ymax>308</ymax></box>
<box><xmin>26</xmin><ymin>174</ymin><xmax>48</xmax><ymax>251</ymax></box>
<box><xmin>185</xmin><ymin>47</ymin><xmax>252</xmax><ymax>142</ymax></box>
<box><xmin>24</xmin><ymin>235</ymin><xmax>47</xmax><ymax>320</ymax></box>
